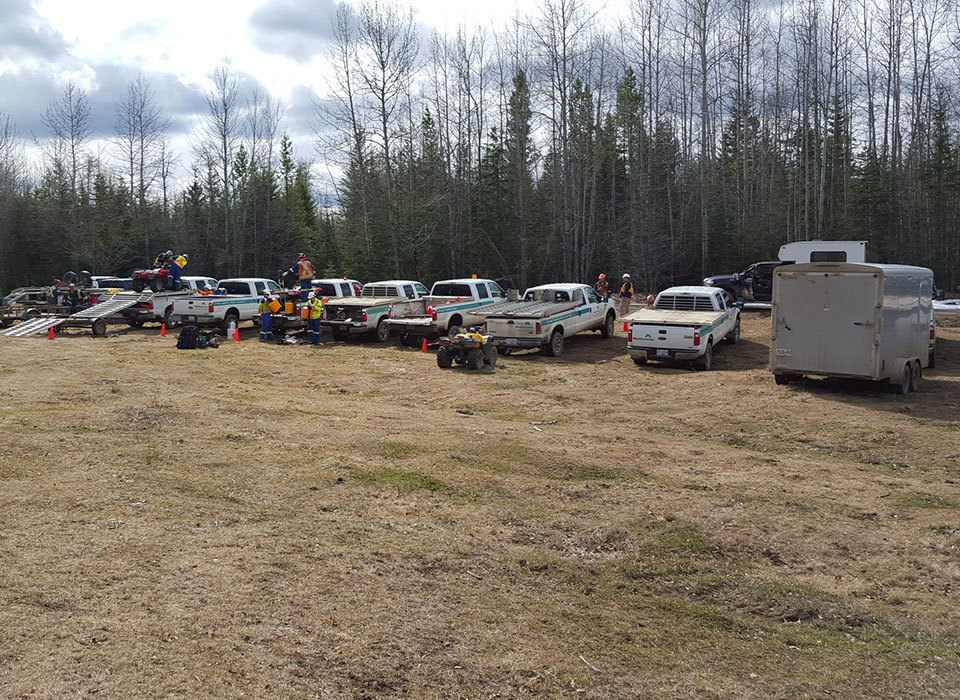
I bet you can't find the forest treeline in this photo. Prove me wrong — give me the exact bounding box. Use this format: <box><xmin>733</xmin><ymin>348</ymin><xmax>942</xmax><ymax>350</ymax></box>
<box><xmin>1</xmin><ymin>0</ymin><xmax>959</xmax><ymax>294</ymax></box>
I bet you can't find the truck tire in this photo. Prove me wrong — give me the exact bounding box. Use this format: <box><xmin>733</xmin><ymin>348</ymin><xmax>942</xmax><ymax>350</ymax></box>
<box><xmin>399</xmin><ymin>333</ymin><xmax>416</xmax><ymax>347</ymax></box>
<box><xmin>448</xmin><ymin>316</ymin><xmax>462</xmax><ymax>334</ymax></box>
<box><xmin>545</xmin><ymin>329</ymin><xmax>564</xmax><ymax>357</ymax></box>
<box><xmin>149</xmin><ymin>277</ymin><xmax>164</xmax><ymax>293</ymax></box>
<box><xmin>928</xmin><ymin>347</ymin><xmax>935</xmax><ymax>369</ymax></box>
<box><xmin>466</xmin><ymin>347</ymin><xmax>483</xmax><ymax>369</ymax></box>
<box><xmin>127</xmin><ymin>318</ymin><xmax>144</xmax><ymax>328</ymax></box>
<box><xmin>910</xmin><ymin>360</ymin><xmax>922</xmax><ymax>392</ymax></box>
<box><xmin>727</xmin><ymin>317</ymin><xmax>741</xmax><ymax>344</ymax></box>
<box><xmin>483</xmin><ymin>343</ymin><xmax>498</xmax><ymax>367</ymax></box>
<box><xmin>222</xmin><ymin>312</ymin><xmax>239</xmax><ymax>337</ymax></box>
<box><xmin>437</xmin><ymin>347</ymin><xmax>453</xmax><ymax>368</ymax></box>
<box><xmin>132</xmin><ymin>278</ymin><xmax>146</xmax><ymax>292</ymax></box>
<box><xmin>164</xmin><ymin>306</ymin><xmax>178</xmax><ymax>329</ymax></box>
<box><xmin>600</xmin><ymin>312</ymin><xmax>615</xmax><ymax>338</ymax></box>
<box><xmin>92</xmin><ymin>318</ymin><xmax>107</xmax><ymax>337</ymax></box>
<box><xmin>446</xmin><ymin>325</ymin><xmax>462</xmax><ymax>339</ymax></box>
<box><xmin>376</xmin><ymin>319</ymin><xmax>390</xmax><ymax>342</ymax></box>
<box><xmin>633</xmin><ymin>357</ymin><xmax>647</xmax><ymax>366</ymax></box>
<box><xmin>695</xmin><ymin>341</ymin><xmax>713</xmax><ymax>370</ymax></box>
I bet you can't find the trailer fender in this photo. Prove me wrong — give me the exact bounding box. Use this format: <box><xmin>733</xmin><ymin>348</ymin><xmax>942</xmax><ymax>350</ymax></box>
<box><xmin>889</xmin><ymin>358</ymin><xmax>915</xmax><ymax>393</ymax></box>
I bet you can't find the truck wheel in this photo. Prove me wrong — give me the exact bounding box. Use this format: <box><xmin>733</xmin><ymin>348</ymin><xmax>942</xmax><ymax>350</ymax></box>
<box><xmin>727</xmin><ymin>317</ymin><xmax>741</xmax><ymax>344</ymax></box>
<box><xmin>399</xmin><ymin>333</ymin><xmax>415</xmax><ymax>347</ymax></box>
<box><xmin>696</xmin><ymin>341</ymin><xmax>713</xmax><ymax>370</ymax></box>
<box><xmin>448</xmin><ymin>316</ymin><xmax>462</xmax><ymax>334</ymax></box>
<box><xmin>149</xmin><ymin>277</ymin><xmax>164</xmax><ymax>293</ymax></box>
<box><xmin>222</xmin><ymin>312</ymin><xmax>239</xmax><ymax>337</ymax></box>
<box><xmin>600</xmin><ymin>312</ymin><xmax>615</xmax><ymax>338</ymax></box>
<box><xmin>483</xmin><ymin>343</ymin><xmax>498</xmax><ymax>367</ymax></box>
<box><xmin>545</xmin><ymin>329</ymin><xmax>564</xmax><ymax>357</ymax></box>
<box><xmin>466</xmin><ymin>348</ymin><xmax>483</xmax><ymax>369</ymax></box>
<box><xmin>92</xmin><ymin>318</ymin><xmax>107</xmax><ymax>337</ymax></box>
<box><xmin>376</xmin><ymin>319</ymin><xmax>390</xmax><ymax>342</ymax></box>
<box><xmin>332</xmin><ymin>327</ymin><xmax>349</xmax><ymax>342</ymax></box>
<box><xmin>127</xmin><ymin>318</ymin><xmax>144</xmax><ymax>328</ymax></box>
<box><xmin>446</xmin><ymin>325</ymin><xmax>462</xmax><ymax>339</ymax></box>
<box><xmin>892</xmin><ymin>363</ymin><xmax>911</xmax><ymax>395</ymax></box>
<box><xmin>164</xmin><ymin>307</ymin><xmax>178</xmax><ymax>329</ymax></box>
<box><xmin>437</xmin><ymin>347</ymin><xmax>453</xmax><ymax>368</ymax></box>
<box><xmin>928</xmin><ymin>347</ymin><xmax>935</xmax><ymax>369</ymax></box>
<box><xmin>633</xmin><ymin>358</ymin><xmax>647</xmax><ymax>366</ymax></box>
<box><xmin>132</xmin><ymin>279</ymin><xmax>146</xmax><ymax>292</ymax></box>
<box><xmin>910</xmin><ymin>360</ymin><xmax>922</xmax><ymax>392</ymax></box>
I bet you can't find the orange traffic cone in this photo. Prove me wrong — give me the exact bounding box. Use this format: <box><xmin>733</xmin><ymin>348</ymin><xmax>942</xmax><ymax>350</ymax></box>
<box><xmin>622</xmin><ymin>322</ymin><xmax>628</xmax><ymax>332</ymax></box>
<box><xmin>233</xmin><ymin>326</ymin><xmax>240</xmax><ymax>342</ymax></box>
<box><xmin>48</xmin><ymin>326</ymin><xmax>55</xmax><ymax>340</ymax></box>
<box><xmin>420</xmin><ymin>337</ymin><xmax>428</xmax><ymax>353</ymax></box>
<box><xmin>160</xmin><ymin>323</ymin><xmax>166</xmax><ymax>337</ymax></box>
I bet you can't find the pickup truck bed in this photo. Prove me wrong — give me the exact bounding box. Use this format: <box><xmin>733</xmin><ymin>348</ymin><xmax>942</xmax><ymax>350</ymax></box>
<box><xmin>477</xmin><ymin>299</ymin><xmax>579</xmax><ymax>319</ymax></box>
<box><xmin>623</xmin><ymin>309</ymin><xmax>725</xmax><ymax>327</ymax></box>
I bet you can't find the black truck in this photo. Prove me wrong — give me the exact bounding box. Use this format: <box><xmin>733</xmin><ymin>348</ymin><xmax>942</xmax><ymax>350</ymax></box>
<box><xmin>702</xmin><ymin>261</ymin><xmax>792</xmax><ymax>303</ymax></box>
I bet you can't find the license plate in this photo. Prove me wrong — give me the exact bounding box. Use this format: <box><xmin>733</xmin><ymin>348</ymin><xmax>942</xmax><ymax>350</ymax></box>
<box><xmin>338</xmin><ymin>325</ymin><xmax>348</xmax><ymax>331</ymax></box>
<box><xmin>656</xmin><ymin>349</ymin><xmax>669</xmax><ymax>357</ymax></box>
<box><xmin>503</xmin><ymin>338</ymin><xmax>517</xmax><ymax>346</ymax></box>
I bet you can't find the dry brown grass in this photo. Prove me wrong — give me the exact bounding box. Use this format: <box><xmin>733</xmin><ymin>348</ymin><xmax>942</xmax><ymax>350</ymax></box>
<box><xmin>0</xmin><ymin>315</ymin><xmax>958</xmax><ymax>698</ymax></box>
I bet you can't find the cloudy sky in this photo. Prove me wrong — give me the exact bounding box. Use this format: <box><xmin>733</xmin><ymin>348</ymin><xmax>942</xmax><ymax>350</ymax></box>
<box><xmin>1</xmin><ymin>0</ymin><xmax>576</xmax><ymax>183</ymax></box>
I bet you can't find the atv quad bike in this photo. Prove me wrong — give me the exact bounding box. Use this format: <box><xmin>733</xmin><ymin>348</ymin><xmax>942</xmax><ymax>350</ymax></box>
<box><xmin>131</xmin><ymin>267</ymin><xmax>170</xmax><ymax>292</ymax></box>
<box><xmin>437</xmin><ymin>328</ymin><xmax>498</xmax><ymax>370</ymax></box>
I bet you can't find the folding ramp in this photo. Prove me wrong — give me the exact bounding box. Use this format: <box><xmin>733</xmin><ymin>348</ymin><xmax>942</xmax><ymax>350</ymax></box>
<box><xmin>1</xmin><ymin>292</ymin><xmax>153</xmax><ymax>337</ymax></box>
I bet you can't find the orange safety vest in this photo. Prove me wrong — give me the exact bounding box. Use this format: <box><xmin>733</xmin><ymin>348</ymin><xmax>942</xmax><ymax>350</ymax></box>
<box><xmin>298</xmin><ymin>260</ymin><xmax>315</xmax><ymax>280</ymax></box>
<box><xmin>620</xmin><ymin>280</ymin><xmax>634</xmax><ymax>296</ymax></box>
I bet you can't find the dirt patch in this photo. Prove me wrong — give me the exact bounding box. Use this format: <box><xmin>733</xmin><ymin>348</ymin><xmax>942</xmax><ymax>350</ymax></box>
<box><xmin>0</xmin><ymin>316</ymin><xmax>958</xmax><ymax>697</ymax></box>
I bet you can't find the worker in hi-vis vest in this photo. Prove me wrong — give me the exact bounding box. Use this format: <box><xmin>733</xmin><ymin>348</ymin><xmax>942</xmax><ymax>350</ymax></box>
<box><xmin>305</xmin><ymin>291</ymin><xmax>324</xmax><ymax>344</ymax></box>
<box><xmin>286</xmin><ymin>253</ymin><xmax>315</xmax><ymax>301</ymax></box>
<box><xmin>258</xmin><ymin>293</ymin><xmax>274</xmax><ymax>343</ymax></box>
<box><xmin>619</xmin><ymin>273</ymin><xmax>635</xmax><ymax>318</ymax></box>
<box><xmin>169</xmin><ymin>253</ymin><xmax>188</xmax><ymax>290</ymax></box>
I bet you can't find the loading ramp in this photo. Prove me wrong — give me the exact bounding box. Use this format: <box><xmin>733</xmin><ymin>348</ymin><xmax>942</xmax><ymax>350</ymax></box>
<box><xmin>0</xmin><ymin>292</ymin><xmax>153</xmax><ymax>338</ymax></box>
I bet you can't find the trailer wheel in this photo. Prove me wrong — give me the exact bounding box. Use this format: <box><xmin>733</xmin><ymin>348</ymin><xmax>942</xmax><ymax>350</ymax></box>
<box><xmin>437</xmin><ymin>347</ymin><xmax>453</xmax><ymax>368</ymax></box>
<box><xmin>600</xmin><ymin>312</ymin><xmax>615</xmax><ymax>338</ymax></box>
<box><xmin>376</xmin><ymin>319</ymin><xmax>390</xmax><ymax>342</ymax></box>
<box><xmin>222</xmin><ymin>312</ymin><xmax>239</xmax><ymax>337</ymax></box>
<box><xmin>24</xmin><ymin>309</ymin><xmax>40</xmax><ymax>320</ymax></box>
<box><xmin>92</xmin><ymin>319</ymin><xmax>107</xmax><ymax>337</ymax></box>
<box><xmin>727</xmin><ymin>317</ymin><xmax>741</xmax><ymax>344</ymax></box>
<box><xmin>774</xmin><ymin>373</ymin><xmax>791</xmax><ymax>385</ymax></box>
<box><xmin>482</xmin><ymin>343</ymin><xmax>498</xmax><ymax>367</ymax></box>
<box><xmin>466</xmin><ymin>347</ymin><xmax>483</xmax><ymax>369</ymax></box>
<box><xmin>892</xmin><ymin>363</ymin><xmax>911</xmax><ymax>395</ymax></box>
<box><xmin>910</xmin><ymin>360</ymin><xmax>922</xmax><ymax>392</ymax></box>
<box><xmin>545</xmin><ymin>329</ymin><xmax>564</xmax><ymax>357</ymax></box>
<box><xmin>695</xmin><ymin>341</ymin><xmax>713</xmax><ymax>370</ymax></box>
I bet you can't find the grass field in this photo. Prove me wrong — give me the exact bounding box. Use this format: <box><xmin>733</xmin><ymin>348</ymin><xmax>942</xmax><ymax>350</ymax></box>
<box><xmin>1</xmin><ymin>314</ymin><xmax>958</xmax><ymax>697</ymax></box>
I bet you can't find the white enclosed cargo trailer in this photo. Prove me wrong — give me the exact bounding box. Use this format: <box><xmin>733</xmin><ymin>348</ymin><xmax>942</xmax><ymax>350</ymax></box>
<box><xmin>778</xmin><ymin>240</ymin><xmax>866</xmax><ymax>263</ymax></box>
<box><xmin>770</xmin><ymin>263</ymin><xmax>933</xmax><ymax>393</ymax></box>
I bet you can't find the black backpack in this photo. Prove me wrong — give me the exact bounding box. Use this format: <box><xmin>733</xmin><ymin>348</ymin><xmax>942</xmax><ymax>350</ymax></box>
<box><xmin>176</xmin><ymin>324</ymin><xmax>200</xmax><ymax>350</ymax></box>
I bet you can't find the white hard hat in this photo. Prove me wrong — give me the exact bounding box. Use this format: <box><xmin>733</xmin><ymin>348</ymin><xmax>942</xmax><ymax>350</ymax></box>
<box><xmin>307</xmin><ymin>291</ymin><xmax>316</xmax><ymax>299</ymax></box>
<box><xmin>622</xmin><ymin>273</ymin><xmax>630</xmax><ymax>278</ymax></box>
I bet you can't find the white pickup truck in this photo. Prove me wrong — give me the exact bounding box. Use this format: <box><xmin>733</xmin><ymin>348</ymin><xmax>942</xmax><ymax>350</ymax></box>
<box><xmin>173</xmin><ymin>278</ymin><xmax>282</xmax><ymax>334</ymax></box>
<box><xmin>385</xmin><ymin>278</ymin><xmax>509</xmax><ymax>344</ymax></box>
<box><xmin>121</xmin><ymin>276</ymin><xmax>220</xmax><ymax>328</ymax></box>
<box><xmin>321</xmin><ymin>280</ymin><xmax>429</xmax><ymax>342</ymax></box>
<box><xmin>478</xmin><ymin>283</ymin><xmax>617</xmax><ymax>357</ymax></box>
<box><xmin>269</xmin><ymin>277</ymin><xmax>362</xmax><ymax>334</ymax></box>
<box><xmin>625</xmin><ymin>286</ymin><xmax>740</xmax><ymax>370</ymax></box>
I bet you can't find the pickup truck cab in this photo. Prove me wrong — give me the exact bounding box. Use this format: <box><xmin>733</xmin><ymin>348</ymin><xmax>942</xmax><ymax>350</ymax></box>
<box><xmin>703</xmin><ymin>261</ymin><xmax>787</xmax><ymax>302</ymax></box>
<box><xmin>385</xmin><ymin>278</ymin><xmax>508</xmax><ymax>343</ymax></box>
<box><xmin>479</xmin><ymin>283</ymin><xmax>617</xmax><ymax>357</ymax></box>
<box><xmin>174</xmin><ymin>278</ymin><xmax>281</xmax><ymax>334</ymax></box>
<box><xmin>322</xmin><ymin>280</ymin><xmax>429</xmax><ymax>342</ymax></box>
<box><xmin>625</xmin><ymin>286</ymin><xmax>740</xmax><ymax>370</ymax></box>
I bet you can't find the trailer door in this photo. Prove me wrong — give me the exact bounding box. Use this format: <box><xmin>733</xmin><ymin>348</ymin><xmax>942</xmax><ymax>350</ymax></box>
<box><xmin>776</xmin><ymin>271</ymin><xmax>879</xmax><ymax>377</ymax></box>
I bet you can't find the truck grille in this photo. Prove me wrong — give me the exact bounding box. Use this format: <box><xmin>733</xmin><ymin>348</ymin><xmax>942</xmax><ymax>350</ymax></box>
<box><xmin>657</xmin><ymin>295</ymin><xmax>715</xmax><ymax>311</ymax></box>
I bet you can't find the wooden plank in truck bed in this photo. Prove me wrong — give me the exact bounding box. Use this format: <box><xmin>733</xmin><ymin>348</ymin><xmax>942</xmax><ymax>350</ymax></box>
<box><xmin>623</xmin><ymin>308</ymin><xmax>724</xmax><ymax>326</ymax></box>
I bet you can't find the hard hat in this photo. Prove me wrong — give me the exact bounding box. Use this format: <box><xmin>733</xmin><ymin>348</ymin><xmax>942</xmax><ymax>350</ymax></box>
<box><xmin>54</xmin><ymin>278</ymin><xmax>62</xmax><ymax>285</ymax></box>
<box><xmin>307</xmin><ymin>291</ymin><xmax>316</xmax><ymax>299</ymax></box>
<box><xmin>623</xmin><ymin>273</ymin><xmax>630</xmax><ymax>278</ymax></box>
<box><xmin>182</xmin><ymin>253</ymin><xmax>188</xmax><ymax>259</ymax></box>
<box><xmin>299</xmin><ymin>253</ymin><xmax>306</xmax><ymax>259</ymax></box>
<box><xmin>166</xmin><ymin>250</ymin><xmax>173</xmax><ymax>256</ymax></box>
<box><xmin>599</xmin><ymin>273</ymin><xmax>606</xmax><ymax>279</ymax></box>
<box><xmin>69</xmin><ymin>283</ymin><xmax>76</xmax><ymax>289</ymax></box>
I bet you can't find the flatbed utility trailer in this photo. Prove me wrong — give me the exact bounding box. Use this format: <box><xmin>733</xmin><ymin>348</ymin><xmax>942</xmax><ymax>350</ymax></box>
<box><xmin>0</xmin><ymin>292</ymin><xmax>154</xmax><ymax>337</ymax></box>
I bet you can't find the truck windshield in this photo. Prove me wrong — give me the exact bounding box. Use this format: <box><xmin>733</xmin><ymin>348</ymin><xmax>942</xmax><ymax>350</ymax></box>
<box><xmin>432</xmin><ymin>283</ymin><xmax>472</xmax><ymax>297</ymax></box>
<box><xmin>218</xmin><ymin>281</ymin><xmax>252</xmax><ymax>295</ymax></box>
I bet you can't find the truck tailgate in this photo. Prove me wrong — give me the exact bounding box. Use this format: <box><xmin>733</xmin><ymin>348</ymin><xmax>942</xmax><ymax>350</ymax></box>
<box><xmin>629</xmin><ymin>322</ymin><xmax>697</xmax><ymax>353</ymax></box>
<box><xmin>175</xmin><ymin>298</ymin><xmax>214</xmax><ymax>317</ymax></box>
<box><xmin>487</xmin><ymin>316</ymin><xmax>538</xmax><ymax>339</ymax></box>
